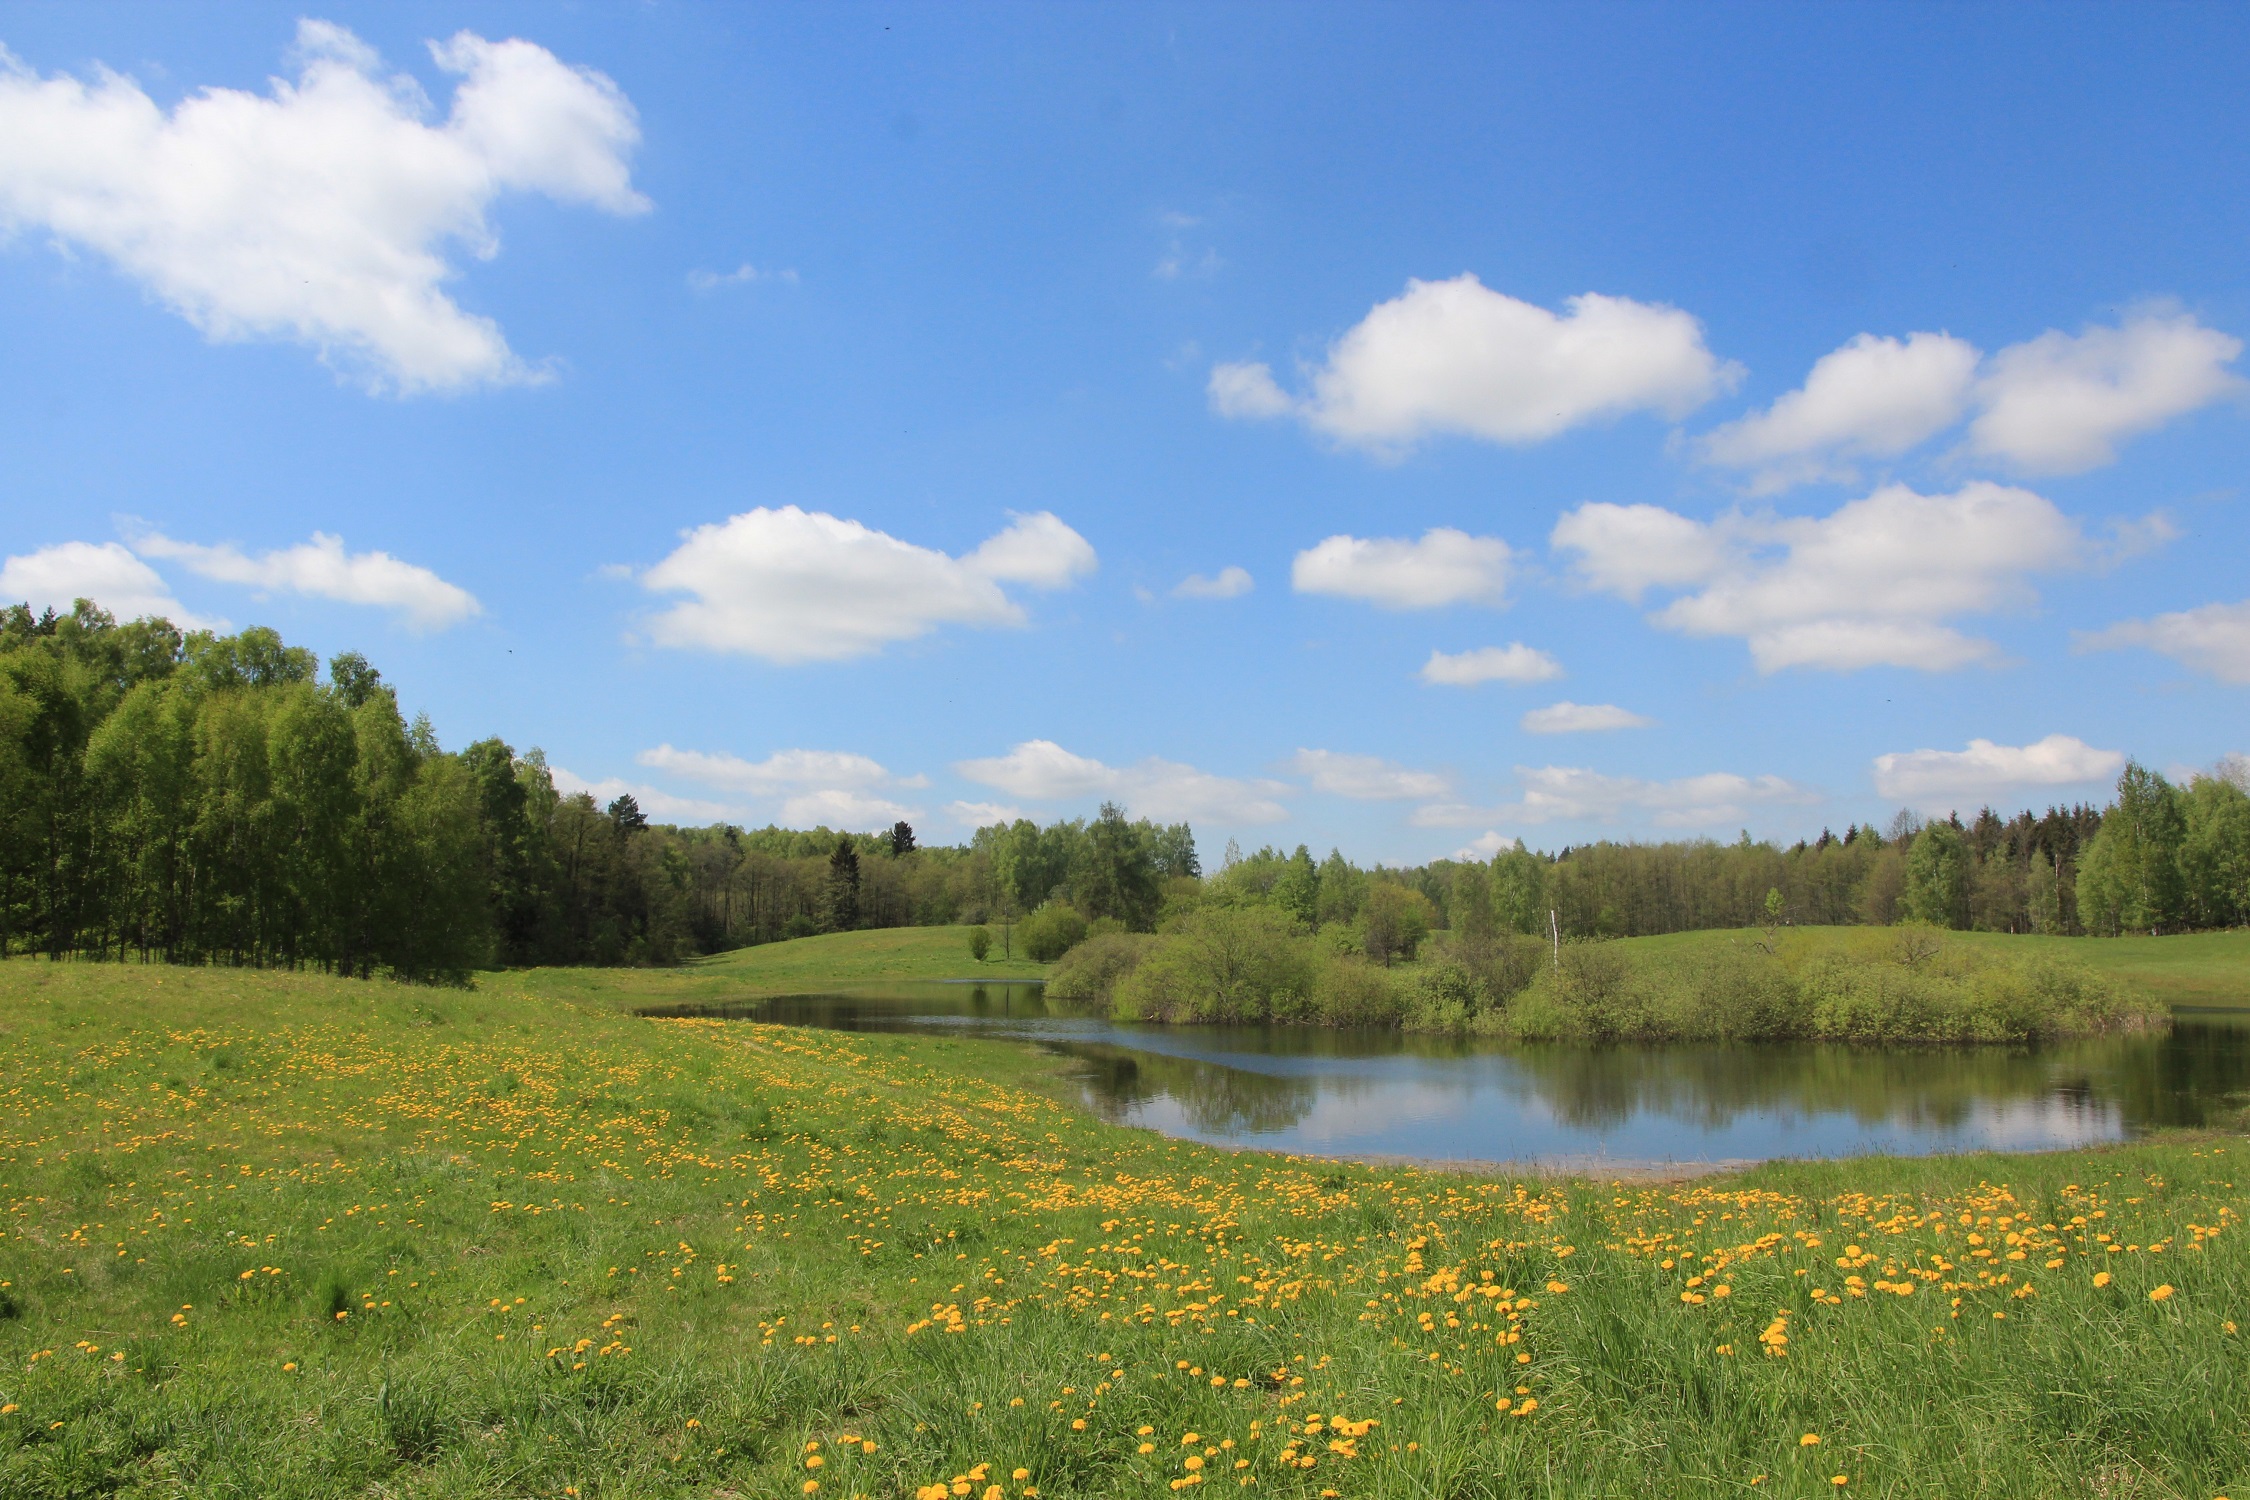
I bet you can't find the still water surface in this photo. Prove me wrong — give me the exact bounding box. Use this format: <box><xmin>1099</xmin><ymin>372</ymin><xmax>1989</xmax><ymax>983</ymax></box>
<box><xmin>650</xmin><ymin>982</ymin><xmax>2250</xmax><ymax>1170</ymax></box>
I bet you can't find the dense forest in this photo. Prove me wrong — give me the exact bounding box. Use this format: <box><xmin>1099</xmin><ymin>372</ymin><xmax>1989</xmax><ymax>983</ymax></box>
<box><xmin>3</xmin><ymin>604</ymin><xmax>2245</xmax><ymax>982</ymax></box>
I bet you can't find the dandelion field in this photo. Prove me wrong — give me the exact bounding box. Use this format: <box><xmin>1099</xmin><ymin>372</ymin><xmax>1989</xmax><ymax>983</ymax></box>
<box><xmin>0</xmin><ymin>963</ymin><xmax>2244</xmax><ymax>1498</ymax></box>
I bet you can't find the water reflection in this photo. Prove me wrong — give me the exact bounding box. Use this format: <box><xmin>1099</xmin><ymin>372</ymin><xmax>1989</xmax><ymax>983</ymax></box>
<box><xmin>645</xmin><ymin>983</ymin><xmax>2250</xmax><ymax>1168</ymax></box>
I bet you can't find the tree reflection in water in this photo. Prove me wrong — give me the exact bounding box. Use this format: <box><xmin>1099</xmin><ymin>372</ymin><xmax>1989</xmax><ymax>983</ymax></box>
<box><xmin>1051</xmin><ymin>1042</ymin><xmax>1322</xmax><ymax>1136</ymax></box>
<box><xmin>650</xmin><ymin>985</ymin><xmax>2250</xmax><ymax>1164</ymax></box>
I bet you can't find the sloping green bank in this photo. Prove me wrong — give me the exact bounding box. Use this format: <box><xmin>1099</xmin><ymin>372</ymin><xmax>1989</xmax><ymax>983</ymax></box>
<box><xmin>0</xmin><ymin>960</ymin><xmax>2244</xmax><ymax>1498</ymax></box>
<box><xmin>1051</xmin><ymin>915</ymin><xmax>2166</xmax><ymax>1042</ymax></box>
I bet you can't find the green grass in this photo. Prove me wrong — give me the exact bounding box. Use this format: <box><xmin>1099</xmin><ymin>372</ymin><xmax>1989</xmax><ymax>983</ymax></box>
<box><xmin>2</xmin><ymin>958</ymin><xmax>2246</xmax><ymax>1498</ymax></box>
<box><xmin>1611</xmin><ymin>925</ymin><xmax>2250</xmax><ymax>1009</ymax></box>
<box><xmin>501</xmin><ymin>924</ymin><xmax>1051</xmax><ymax>1014</ymax></box>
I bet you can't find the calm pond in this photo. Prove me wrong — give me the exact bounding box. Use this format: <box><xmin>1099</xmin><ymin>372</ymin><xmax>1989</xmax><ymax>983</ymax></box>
<box><xmin>649</xmin><ymin>981</ymin><xmax>2250</xmax><ymax>1171</ymax></box>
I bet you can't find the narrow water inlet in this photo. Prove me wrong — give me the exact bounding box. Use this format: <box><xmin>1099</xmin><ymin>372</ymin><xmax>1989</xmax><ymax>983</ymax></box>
<box><xmin>644</xmin><ymin>982</ymin><xmax>2250</xmax><ymax>1170</ymax></box>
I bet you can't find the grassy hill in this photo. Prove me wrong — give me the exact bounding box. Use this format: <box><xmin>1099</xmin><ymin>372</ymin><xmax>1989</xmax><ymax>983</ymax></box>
<box><xmin>1605</xmin><ymin>925</ymin><xmax>2250</xmax><ymax>1009</ymax></box>
<box><xmin>0</xmin><ymin>958</ymin><xmax>2245</xmax><ymax>1496</ymax></box>
<box><xmin>498</xmin><ymin>923</ymin><xmax>1050</xmax><ymax>1013</ymax></box>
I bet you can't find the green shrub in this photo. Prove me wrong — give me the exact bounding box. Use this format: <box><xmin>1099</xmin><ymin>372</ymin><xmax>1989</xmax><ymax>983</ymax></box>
<box><xmin>1482</xmin><ymin>932</ymin><xmax>2148</xmax><ymax>1044</ymax></box>
<box><xmin>1019</xmin><ymin>902</ymin><xmax>1089</xmax><ymax>963</ymax></box>
<box><xmin>1312</xmin><ymin>957</ymin><xmax>1405</xmax><ymax>1027</ymax></box>
<box><xmin>968</xmin><ymin>925</ymin><xmax>991</xmax><ymax>962</ymax></box>
<box><xmin>1113</xmin><ymin>906</ymin><xmax>1317</xmax><ymax>1023</ymax></box>
<box><xmin>1402</xmin><ymin>958</ymin><xmax>1485</xmax><ymax>1032</ymax></box>
<box><xmin>1045</xmin><ymin>930</ymin><xmax>1154</xmax><ymax>1006</ymax></box>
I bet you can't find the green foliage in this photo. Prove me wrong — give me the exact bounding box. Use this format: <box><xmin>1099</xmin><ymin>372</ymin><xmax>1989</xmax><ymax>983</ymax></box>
<box><xmin>1903</xmin><ymin>821</ymin><xmax>1971</xmax><ymax>928</ymax></box>
<box><xmin>1111</xmin><ymin>905</ymin><xmax>1317</xmax><ymax>1023</ymax></box>
<box><xmin>1493</xmin><ymin>931</ymin><xmax>2157</xmax><ymax>1044</ymax></box>
<box><xmin>823</xmin><ymin>837</ymin><xmax>863</xmax><ymax>932</ymax></box>
<box><xmin>1018</xmin><ymin>902</ymin><xmax>1087</xmax><ymax>963</ymax></box>
<box><xmin>2078</xmin><ymin>763</ymin><xmax>2191</xmax><ymax>936</ymax></box>
<box><xmin>974</xmin><ymin>806</ymin><xmax>1189</xmax><ymax>930</ymax></box>
<box><xmin>1357</xmin><ymin>881</ymin><xmax>1433</xmax><ymax>965</ymax></box>
<box><xmin>4</xmin><ymin>962</ymin><xmax>2245</xmax><ymax>1499</ymax></box>
<box><xmin>1042</xmin><ymin>928</ymin><xmax>1152</xmax><ymax>1006</ymax></box>
<box><xmin>967</xmin><ymin>925</ymin><xmax>991</xmax><ymax>962</ymax></box>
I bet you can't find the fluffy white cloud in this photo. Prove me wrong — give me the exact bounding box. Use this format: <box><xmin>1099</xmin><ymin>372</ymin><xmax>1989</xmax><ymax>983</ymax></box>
<box><xmin>1212</xmin><ymin>275</ymin><xmax>1735</xmax><ymax>451</ymax></box>
<box><xmin>0</xmin><ymin>21</ymin><xmax>645</xmax><ymax>393</ymax></box>
<box><xmin>1407</xmin><ymin>802</ymin><xmax>1514</xmax><ymax>830</ymax></box>
<box><xmin>2079</xmin><ymin>599</ymin><xmax>2250</xmax><ymax>685</ymax></box>
<box><xmin>1508</xmin><ymin>766</ymin><xmax>1817</xmax><ymax>828</ymax></box>
<box><xmin>1698</xmin><ymin>332</ymin><xmax>1979</xmax><ymax>489</ymax></box>
<box><xmin>1292</xmin><ymin>529</ymin><xmax>1512</xmax><ymax>610</ymax></box>
<box><xmin>0</xmin><ymin>540</ymin><xmax>219</xmax><ymax>629</ymax></box>
<box><xmin>955</xmin><ymin>739</ymin><xmax>1288</xmax><ymax>823</ymax></box>
<box><xmin>637</xmin><ymin>744</ymin><xmax>916</xmax><ymax>791</ymax></box>
<box><xmin>779</xmin><ymin>788</ymin><xmax>916</xmax><ymax>829</ymax></box>
<box><xmin>633</xmin><ymin>744</ymin><xmax>925</xmax><ymax>829</ymax></box>
<box><xmin>131</xmin><ymin>529</ymin><xmax>479</xmax><ymax>629</ymax></box>
<box><xmin>1969</xmin><ymin>309</ymin><xmax>2242</xmax><ymax>472</ymax></box>
<box><xmin>1871</xmin><ymin>735</ymin><xmax>2125</xmax><ymax>809</ymax></box>
<box><xmin>1286</xmin><ymin>750</ymin><xmax>1450</xmax><ymax>801</ymax></box>
<box><xmin>947</xmin><ymin>800</ymin><xmax>1024</xmax><ymax>828</ymax></box>
<box><xmin>1548</xmin><ymin>503</ymin><xmax>1732</xmax><ymax>602</ymax></box>
<box><xmin>1417</xmin><ymin>642</ymin><xmax>1562</xmax><ymax>686</ymax></box>
<box><xmin>1411</xmin><ymin>765</ymin><xmax>1811</xmax><ymax>832</ymax></box>
<box><xmin>549</xmin><ymin>766</ymin><xmax>736</xmax><ymax>823</ymax></box>
<box><xmin>1207</xmin><ymin>361</ymin><xmax>1294</xmax><ymax>419</ymax></box>
<box><xmin>1520</xmin><ymin>701</ymin><xmax>1652</xmax><ymax>734</ymax></box>
<box><xmin>1554</xmin><ymin>483</ymin><xmax>2090</xmax><ymax>672</ymax></box>
<box><xmin>639</xmin><ymin>507</ymin><xmax>1096</xmax><ymax>663</ymax></box>
<box><xmin>1173</xmin><ymin>565</ymin><xmax>1253</xmax><ymax>600</ymax></box>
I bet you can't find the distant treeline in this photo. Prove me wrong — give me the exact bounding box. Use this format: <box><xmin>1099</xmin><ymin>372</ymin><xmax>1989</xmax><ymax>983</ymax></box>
<box><xmin>0</xmin><ymin>604</ymin><xmax>1195</xmax><ymax>976</ymax></box>
<box><xmin>1202</xmin><ymin>761</ymin><xmax>2246</xmax><ymax>945</ymax></box>
<box><xmin>5</xmin><ymin>605</ymin><xmax>2244</xmax><ymax>983</ymax></box>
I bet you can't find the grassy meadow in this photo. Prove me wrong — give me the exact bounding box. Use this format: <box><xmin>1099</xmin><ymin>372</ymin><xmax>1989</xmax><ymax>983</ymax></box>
<box><xmin>1621</xmin><ymin>927</ymin><xmax>2250</xmax><ymax>1012</ymax></box>
<box><xmin>498</xmin><ymin>925</ymin><xmax>1050</xmax><ymax>1015</ymax></box>
<box><xmin>1</xmin><ymin>953</ymin><xmax>2246</xmax><ymax>1498</ymax></box>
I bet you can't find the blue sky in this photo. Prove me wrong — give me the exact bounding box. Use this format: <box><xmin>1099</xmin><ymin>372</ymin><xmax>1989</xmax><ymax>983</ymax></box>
<box><xmin>3</xmin><ymin>3</ymin><xmax>2246</xmax><ymax>861</ymax></box>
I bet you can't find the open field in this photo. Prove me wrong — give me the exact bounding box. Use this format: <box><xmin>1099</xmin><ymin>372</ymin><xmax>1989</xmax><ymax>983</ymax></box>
<box><xmin>500</xmin><ymin>925</ymin><xmax>1051</xmax><ymax>1014</ymax></box>
<box><xmin>2</xmin><ymin>959</ymin><xmax>2246</xmax><ymax>1498</ymax></box>
<box><xmin>1610</xmin><ymin>927</ymin><xmax>2250</xmax><ymax>1011</ymax></box>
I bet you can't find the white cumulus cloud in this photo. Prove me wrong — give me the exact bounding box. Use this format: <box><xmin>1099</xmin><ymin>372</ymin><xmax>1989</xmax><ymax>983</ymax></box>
<box><xmin>636</xmin><ymin>745</ymin><xmax>908</xmax><ymax>793</ymax></box>
<box><xmin>638</xmin><ymin>507</ymin><xmax>1096</xmax><ymax>663</ymax></box>
<box><xmin>1292</xmin><ymin>528</ymin><xmax>1512</xmax><ymax>610</ymax></box>
<box><xmin>1698</xmin><ymin>331</ymin><xmax>1980</xmax><ymax>490</ymax></box>
<box><xmin>1211</xmin><ymin>275</ymin><xmax>1734</xmax><ymax>453</ymax></box>
<box><xmin>0</xmin><ymin>540</ymin><xmax>219</xmax><ymax>629</ymax></box>
<box><xmin>131</xmin><ymin>529</ymin><xmax>479</xmax><ymax>629</ymax></box>
<box><xmin>1412</xmin><ymin>765</ymin><xmax>1812</xmax><ymax>832</ymax></box>
<box><xmin>1286</xmin><ymin>750</ymin><xmax>1451</xmax><ymax>801</ymax></box>
<box><xmin>632</xmin><ymin>745</ymin><xmax>926</xmax><ymax>829</ymax></box>
<box><xmin>1520</xmin><ymin>701</ymin><xmax>1652</xmax><ymax>734</ymax></box>
<box><xmin>1554</xmin><ymin>482</ymin><xmax>2092</xmax><ymax>672</ymax></box>
<box><xmin>1173</xmin><ymin>565</ymin><xmax>1253</xmax><ymax>600</ymax></box>
<box><xmin>0</xmin><ymin>20</ymin><xmax>646</xmax><ymax>393</ymax></box>
<box><xmin>549</xmin><ymin>766</ymin><xmax>736</xmax><ymax>824</ymax></box>
<box><xmin>1871</xmin><ymin>735</ymin><xmax>2125</xmax><ymax>809</ymax></box>
<box><xmin>1417</xmin><ymin>643</ymin><xmax>1563</xmax><ymax>686</ymax></box>
<box><xmin>779</xmin><ymin>788</ymin><xmax>916</xmax><ymax>829</ymax></box>
<box><xmin>2079</xmin><ymin>599</ymin><xmax>2250</xmax><ymax>685</ymax></box>
<box><xmin>1969</xmin><ymin>309</ymin><xmax>2243</xmax><ymax>473</ymax></box>
<box><xmin>947</xmin><ymin>800</ymin><xmax>1024</xmax><ymax>828</ymax></box>
<box><xmin>955</xmin><ymin>739</ymin><xmax>1288</xmax><ymax>824</ymax></box>
<box><xmin>1510</xmin><ymin>765</ymin><xmax>1817</xmax><ymax>828</ymax></box>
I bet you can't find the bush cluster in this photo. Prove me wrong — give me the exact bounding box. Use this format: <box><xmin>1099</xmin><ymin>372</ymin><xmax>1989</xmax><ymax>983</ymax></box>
<box><xmin>1047</xmin><ymin>916</ymin><xmax>2159</xmax><ymax>1044</ymax></box>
